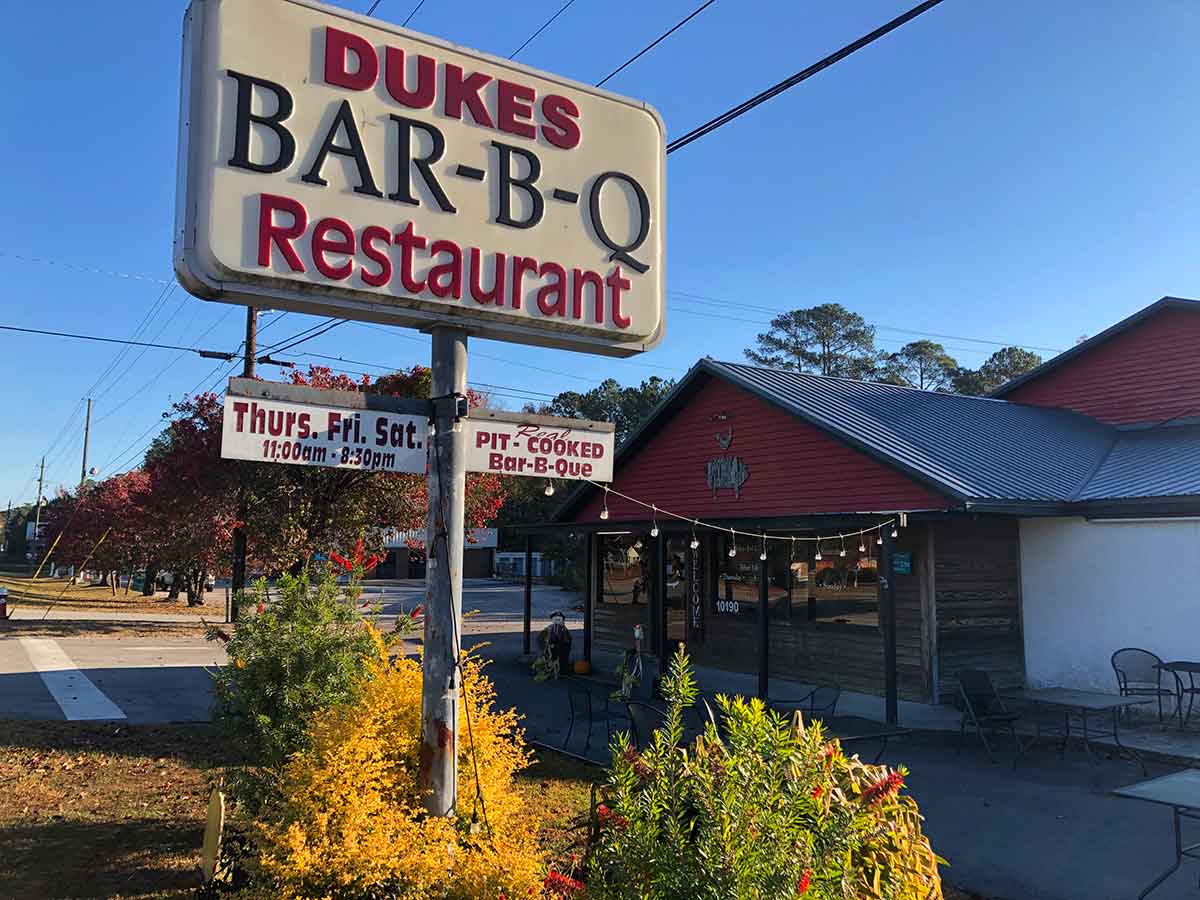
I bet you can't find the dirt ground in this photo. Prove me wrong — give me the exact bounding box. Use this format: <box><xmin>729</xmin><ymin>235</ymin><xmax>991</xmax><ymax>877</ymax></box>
<box><xmin>0</xmin><ymin>721</ymin><xmax>981</xmax><ymax>900</ymax></box>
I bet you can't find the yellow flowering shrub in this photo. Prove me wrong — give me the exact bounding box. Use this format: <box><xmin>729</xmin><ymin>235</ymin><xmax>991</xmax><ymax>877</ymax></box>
<box><xmin>250</xmin><ymin>635</ymin><xmax>545</xmax><ymax>899</ymax></box>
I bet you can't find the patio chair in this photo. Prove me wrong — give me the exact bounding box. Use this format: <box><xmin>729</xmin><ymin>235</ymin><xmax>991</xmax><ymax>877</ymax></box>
<box><xmin>957</xmin><ymin>669</ymin><xmax>1023</xmax><ymax>764</ymax></box>
<box><xmin>625</xmin><ymin>700</ymin><xmax>667</xmax><ymax>751</ymax></box>
<box><xmin>805</xmin><ymin>684</ymin><xmax>842</xmax><ymax>720</ymax></box>
<box><xmin>1112</xmin><ymin>648</ymin><xmax>1177</xmax><ymax>723</ymax></box>
<box><xmin>563</xmin><ymin>681</ymin><xmax>624</xmax><ymax>753</ymax></box>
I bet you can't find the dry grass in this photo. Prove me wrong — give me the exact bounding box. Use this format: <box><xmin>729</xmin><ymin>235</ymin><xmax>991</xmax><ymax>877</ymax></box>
<box><xmin>0</xmin><ymin>722</ymin><xmax>983</xmax><ymax>900</ymax></box>
<box><xmin>0</xmin><ymin>574</ymin><xmax>225</xmax><ymax>619</ymax></box>
<box><xmin>0</xmin><ymin>721</ymin><xmax>227</xmax><ymax>900</ymax></box>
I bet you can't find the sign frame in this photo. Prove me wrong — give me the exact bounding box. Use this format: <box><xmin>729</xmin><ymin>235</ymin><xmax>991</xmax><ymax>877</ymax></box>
<box><xmin>221</xmin><ymin>377</ymin><xmax>432</xmax><ymax>473</ymax></box>
<box><xmin>174</xmin><ymin>0</ymin><xmax>666</xmax><ymax>358</ymax></box>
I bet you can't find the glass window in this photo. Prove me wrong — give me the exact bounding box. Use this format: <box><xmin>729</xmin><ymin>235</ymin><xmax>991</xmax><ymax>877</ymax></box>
<box><xmin>599</xmin><ymin>533</ymin><xmax>651</xmax><ymax>605</ymax></box>
<box><xmin>712</xmin><ymin>534</ymin><xmax>794</xmax><ymax>621</ymax></box>
<box><xmin>811</xmin><ymin>537</ymin><xmax>880</xmax><ymax>626</ymax></box>
<box><xmin>664</xmin><ymin>537</ymin><xmax>688</xmax><ymax>642</ymax></box>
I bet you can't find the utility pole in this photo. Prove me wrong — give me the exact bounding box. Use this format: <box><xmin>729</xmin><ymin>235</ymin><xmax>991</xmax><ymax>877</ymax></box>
<box><xmin>79</xmin><ymin>398</ymin><xmax>92</xmax><ymax>493</ymax></box>
<box><xmin>421</xmin><ymin>326</ymin><xmax>468</xmax><ymax>817</ymax></box>
<box><xmin>3</xmin><ymin>499</ymin><xmax>10</xmax><ymax>555</ymax></box>
<box><xmin>33</xmin><ymin>457</ymin><xmax>45</xmax><ymax>560</ymax></box>
<box><xmin>230</xmin><ymin>307</ymin><xmax>257</xmax><ymax>622</ymax></box>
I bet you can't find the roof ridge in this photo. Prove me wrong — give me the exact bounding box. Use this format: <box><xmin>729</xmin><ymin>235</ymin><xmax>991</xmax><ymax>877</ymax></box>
<box><xmin>1069</xmin><ymin>430</ymin><xmax>1121</xmax><ymax>501</ymax></box>
<box><xmin>711</xmin><ymin>359</ymin><xmax>1021</xmax><ymax>405</ymax></box>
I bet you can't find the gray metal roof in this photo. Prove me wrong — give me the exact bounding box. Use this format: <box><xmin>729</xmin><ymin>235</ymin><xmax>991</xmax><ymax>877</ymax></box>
<box><xmin>707</xmin><ymin>361</ymin><xmax>1117</xmax><ymax>504</ymax></box>
<box><xmin>1077</xmin><ymin>425</ymin><xmax>1200</xmax><ymax>500</ymax></box>
<box><xmin>554</xmin><ymin>358</ymin><xmax>1200</xmax><ymax>521</ymax></box>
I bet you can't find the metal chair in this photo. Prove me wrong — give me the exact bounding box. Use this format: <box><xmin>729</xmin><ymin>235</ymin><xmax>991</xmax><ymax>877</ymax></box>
<box><xmin>1112</xmin><ymin>648</ymin><xmax>1177</xmax><ymax>723</ymax></box>
<box><xmin>563</xmin><ymin>681</ymin><xmax>623</xmax><ymax>753</ymax></box>
<box><xmin>625</xmin><ymin>700</ymin><xmax>667</xmax><ymax>751</ymax></box>
<box><xmin>957</xmin><ymin>669</ymin><xmax>1023</xmax><ymax>763</ymax></box>
<box><xmin>805</xmin><ymin>684</ymin><xmax>841</xmax><ymax>719</ymax></box>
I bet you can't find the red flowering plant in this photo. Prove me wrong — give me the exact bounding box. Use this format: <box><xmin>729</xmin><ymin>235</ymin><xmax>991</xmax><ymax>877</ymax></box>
<box><xmin>586</xmin><ymin>645</ymin><xmax>944</xmax><ymax>900</ymax></box>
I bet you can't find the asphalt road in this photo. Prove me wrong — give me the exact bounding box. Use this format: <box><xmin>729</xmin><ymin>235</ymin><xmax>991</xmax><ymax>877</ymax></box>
<box><xmin>0</xmin><ymin>579</ymin><xmax>580</xmax><ymax>724</ymax></box>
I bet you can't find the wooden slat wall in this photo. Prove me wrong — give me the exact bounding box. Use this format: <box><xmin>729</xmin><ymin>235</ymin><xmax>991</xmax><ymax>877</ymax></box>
<box><xmin>934</xmin><ymin>519</ymin><xmax>1024</xmax><ymax>700</ymax></box>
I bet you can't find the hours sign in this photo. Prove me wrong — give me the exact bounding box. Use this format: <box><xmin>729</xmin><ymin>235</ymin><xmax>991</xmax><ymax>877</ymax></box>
<box><xmin>175</xmin><ymin>0</ymin><xmax>666</xmax><ymax>357</ymax></box>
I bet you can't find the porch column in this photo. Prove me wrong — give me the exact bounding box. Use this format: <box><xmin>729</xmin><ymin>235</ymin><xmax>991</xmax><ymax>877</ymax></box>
<box><xmin>583</xmin><ymin>533</ymin><xmax>594</xmax><ymax>662</ymax></box>
<box><xmin>522</xmin><ymin>535</ymin><xmax>533</xmax><ymax>656</ymax></box>
<box><xmin>652</xmin><ymin>532</ymin><xmax>666</xmax><ymax>662</ymax></box>
<box><xmin>881</xmin><ymin>528</ymin><xmax>899</xmax><ymax>725</ymax></box>
<box><xmin>757</xmin><ymin>543</ymin><xmax>769</xmax><ymax>699</ymax></box>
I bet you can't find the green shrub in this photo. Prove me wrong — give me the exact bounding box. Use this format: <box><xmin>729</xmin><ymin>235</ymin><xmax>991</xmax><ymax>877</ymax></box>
<box><xmin>588</xmin><ymin>646</ymin><xmax>944</xmax><ymax>900</ymax></box>
<box><xmin>207</xmin><ymin>571</ymin><xmax>380</xmax><ymax>810</ymax></box>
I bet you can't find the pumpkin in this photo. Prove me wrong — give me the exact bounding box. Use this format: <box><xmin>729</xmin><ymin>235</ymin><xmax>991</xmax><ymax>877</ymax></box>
<box><xmin>573</xmin><ymin>659</ymin><xmax>591</xmax><ymax>675</ymax></box>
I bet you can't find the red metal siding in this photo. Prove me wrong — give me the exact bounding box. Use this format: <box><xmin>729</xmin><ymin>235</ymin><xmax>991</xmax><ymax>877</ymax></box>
<box><xmin>1006</xmin><ymin>308</ymin><xmax>1200</xmax><ymax>425</ymax></box>
<box><xmin>575</xmin><ymin>376</ymin><xmax>949</xmax><ymax>523</ymax></box>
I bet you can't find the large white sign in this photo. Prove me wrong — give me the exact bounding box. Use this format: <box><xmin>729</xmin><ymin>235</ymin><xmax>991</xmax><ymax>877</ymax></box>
<box><xmin>175</xmin><ymin>0</ymin><xmax>666</xmax><ymax>357</ymax></box>
<box><xmin>467</xmin><ymin>417</ymin><xmax>614</xmax><ymax>481</ymax></box>
<box><xmin>221</xmin><ymin>394</ymin><xmax>427</xmax><ymax>473</ymax></box>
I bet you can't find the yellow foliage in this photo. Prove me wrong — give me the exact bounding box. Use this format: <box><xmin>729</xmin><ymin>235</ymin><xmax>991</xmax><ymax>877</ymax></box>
<box><xmin>251</xmin><ymin>637</ymin><xmax>545</xmax><ymax>899</ymax></box>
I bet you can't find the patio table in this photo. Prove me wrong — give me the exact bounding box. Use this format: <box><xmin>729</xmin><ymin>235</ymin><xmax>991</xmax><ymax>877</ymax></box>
<box><xmin>1113</xmin><ymin>770</ymin><xmax>1200</xmax><ymax>898</ymax></box>
<box><xmin>1001</xmin><ymin>688</ymin><xmax>1149</xmax><ymax>774</ymax></box>
<box><xmin>1156</xmin><ymin>661</ymin><xmax>1200</xmax><ymax>728</ymax></box>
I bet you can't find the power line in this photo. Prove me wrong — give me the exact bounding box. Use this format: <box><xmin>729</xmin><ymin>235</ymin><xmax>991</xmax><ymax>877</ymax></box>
<box><xmin>596</xmin><ymin>0</ymin><xmax>717</xmax><ymax>87</ymax></box>
<box><xmin>666</xmin><ymin>0</ymin><xmax>947</xmax><ymax>154</ymax></box>
<box><xmin>0</xmin><ymin>323</ymin><xmax>225</xmax><ymax>355</ymax></box>
<box><xmin>267</xmin><ymin>319</ymin><xmax>347</xmax><ymax>355</ymax></box>
<box><xmin>510</xmin><ymin>0</ymin><xmax>576</xmax><ymax>59</ymax></box>
<box><xmin>0</xmin><ymin>251</ymin><xmax>172</xmax><ymax>286</ymax></box>
<box><xmin>666</xmin><ymin>291</ymin><xmax>1064</xmax><ymax>354</ymax></box>
<box><xmin>94</xmin><ymin>307</ymin><xmax>237</xmax><ymax>426</ymax></box>
<box><xmin>402</xmin><ymin>0</ymin><xmax>427</xmax><ymax>25</ymax></box>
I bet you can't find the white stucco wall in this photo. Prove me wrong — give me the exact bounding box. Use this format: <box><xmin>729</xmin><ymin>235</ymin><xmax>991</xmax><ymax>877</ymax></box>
<box><xmin>1020</xmin><ymin>516</ymin><xmax>1200</xmax><ymax>692</ymax></box>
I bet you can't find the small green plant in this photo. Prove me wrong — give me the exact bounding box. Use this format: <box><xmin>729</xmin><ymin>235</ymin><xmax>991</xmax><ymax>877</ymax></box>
<box><xmin>206</xmin><ymin>570</ymin><xmax>381</xmax><ymax>811</ymax></box>
<box><xmin>588</xmin><ymin>645</ymin><xmax>944</xmax><ymax>900</ymax></box>
<box><xmin>611</xmin><ymin>651</ymin><xmax>643</xmax><ymax>700</ymax></box>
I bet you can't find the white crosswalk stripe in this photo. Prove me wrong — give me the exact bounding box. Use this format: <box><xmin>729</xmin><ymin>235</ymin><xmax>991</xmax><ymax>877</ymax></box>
<box><xmin>19</xmin><ymin>637</ymin><xmax>127</xmax><ymax>721</ymax></box>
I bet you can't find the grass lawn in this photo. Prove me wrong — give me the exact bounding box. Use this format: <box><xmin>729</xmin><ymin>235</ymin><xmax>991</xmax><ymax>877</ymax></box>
<box><xmin>0</xmin><ymin>721</ymin><xmax>981</xmax><ymax>899</ymax></box>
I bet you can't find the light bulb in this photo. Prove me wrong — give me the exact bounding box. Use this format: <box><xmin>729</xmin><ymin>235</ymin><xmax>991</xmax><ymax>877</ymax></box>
<box><xmin>891</xmin><ymin>527</ymin><xmax>898</xmax><ymax>538</ymax></box>
<box><xmin>650</xmin><ymin>525</ymin><xmax>659</xmax><ymax>537</ymax></box>
<box><xmin>543</xmin><ymin>480</ymin><xmax>555</xmax><ymax>497</ymax></box>
<box><xmin>876</xmin><ymin>533</ymin><xmax>884</xmax><ymax>546</ymax></box>
<box><xmin>858</xmin><ymin>540</ymin><xmax>866</xmax><ymax>553</ymax></box>
<box><xmin>728</xmin><ymin>544</ymin><xmax>737</xmax><ymax>558</ymax></box>
<box><xmin>690</xmin><ymin>536</ymin><xmax>699</xmax><ymax>550</ymax></box>
<box><xmin>839</xmin><ymin>548</ymin><xmax>847</xmax><ymax>558</ymax></box>
<box><xmin>759</xmin><ymin>550</ymin><xmax>768</xmax><ymax>561</ymax></box>
<box><xmin>600</xmin><ymin>507</ymin><xmax>609</xmax><ymax>520</ymax></box>
<box><xmin>814</xmin><ymin>547</ymin><xmax>822</xmax><ymax>561</ymax></box>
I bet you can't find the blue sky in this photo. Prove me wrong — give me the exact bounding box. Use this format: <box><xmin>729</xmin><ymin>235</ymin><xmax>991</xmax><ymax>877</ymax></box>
<box><xmin>3</xmin><ymin>0</ymin><xmax>1200</xmax><ymax>506</ymax></box>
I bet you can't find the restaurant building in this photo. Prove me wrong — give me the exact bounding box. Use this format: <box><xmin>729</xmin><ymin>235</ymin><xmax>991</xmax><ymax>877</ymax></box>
<box><xmin>547</xmin><ymin>297</ymin><xmax>1200</xmax><ymax>708</ymax></box>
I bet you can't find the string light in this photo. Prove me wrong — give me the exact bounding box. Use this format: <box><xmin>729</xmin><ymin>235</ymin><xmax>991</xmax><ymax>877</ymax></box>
<box><xmin>544</xmin><ymin>479</ymin><xmax>555</xmax><ymax>497</ymax></box>
<box><xmin>728</xmin><ymin>528</ymin><xmax>737</xmax><ymax>558</ymax></box>
<box><xmin>858</xmin><ymin>536</ymin><xmax>867</xmax><ymax>553</ymax></box>
<box><xmin>575</xmin><ymin>479</ymin><xmax>898</xmax><ymax>551</ymax></box>
<box><xmin>759</xmin><ymin>533</ymin><xmax>768</xmax><ymax>562</ymax></box>
<box><xmin>839</xmin><ymin>534</ymin><xmax>847</xmax><ymax>558</ymax></box>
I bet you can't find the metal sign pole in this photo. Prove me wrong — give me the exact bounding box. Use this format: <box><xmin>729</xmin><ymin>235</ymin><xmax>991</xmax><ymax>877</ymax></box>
<box><xmin>422</xmin><ymin>326</ymin><xmax>468</xmax><ymax>816</ymax></box>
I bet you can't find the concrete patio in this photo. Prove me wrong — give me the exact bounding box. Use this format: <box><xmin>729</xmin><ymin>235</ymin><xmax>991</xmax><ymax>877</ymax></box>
<box><xmin>478</xmin><ymin>628</ymin><xmax>1200</xmax><ymax>900</ymax></box>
